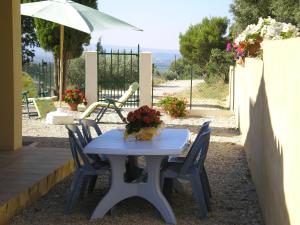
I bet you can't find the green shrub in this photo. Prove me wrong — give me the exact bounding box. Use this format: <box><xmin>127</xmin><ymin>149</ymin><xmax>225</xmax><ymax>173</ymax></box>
<box><xmin>22</xmin><ymin>72</ymin><xmax>37</xmax><ymax>97</ymax></box>
<box><xmin>163</xmin><ymin>70</ymin><xmax>178</xmax><ymax>80</ymax></box>
<box><xmin>158</xmin><ymin>96</ymin><xmax>187</xmax><ymax>118</ymax></box>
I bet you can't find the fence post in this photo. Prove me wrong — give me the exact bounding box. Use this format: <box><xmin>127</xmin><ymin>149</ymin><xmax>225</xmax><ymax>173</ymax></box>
<box><xmin>229</xmin><ymin>66</ymin><xmax>235</xmax><ymax>111</ymax></box>
<box><xmin>85</xmin><ymin>51</ymin><xmax>98</xmax><ymax>106</ymax></box>
<box><xmin>139</xmin><ymin>52</ymin><xmax>153</xmax><ymax>107</ymax></box>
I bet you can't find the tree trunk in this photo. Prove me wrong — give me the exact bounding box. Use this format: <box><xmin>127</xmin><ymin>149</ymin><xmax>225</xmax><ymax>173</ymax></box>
<box><xmin>53</xmin><ymin>51</ymin><xmax>70</xmax><ymax>99</ymax></box>
<box><xmin>62</xmin><ymin>51</ymin><xmax>70</xmax><ymax>92</ymax></box>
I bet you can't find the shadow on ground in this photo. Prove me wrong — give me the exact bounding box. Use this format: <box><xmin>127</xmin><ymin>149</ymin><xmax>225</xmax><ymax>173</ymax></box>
<box><xmin>9</xmin><ymin>138</ymin><xmax>264</xmax><ymax>225</ymax></box>
<box><xmin>23</xmin><ymin>136</ymin><xmax>69</xmax><ymax>148</ymax></box>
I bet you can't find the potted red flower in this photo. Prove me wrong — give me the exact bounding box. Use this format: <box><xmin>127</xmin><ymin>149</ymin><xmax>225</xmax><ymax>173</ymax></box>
<box><xmin>63</xmin><ymin>89</ymin><xmax>87</xmax><ymax>111</ymax></box>
<box><xmin>124</xmin><ymin>105</ymin><xmax>163</xmax><ymax>140</ymax></box>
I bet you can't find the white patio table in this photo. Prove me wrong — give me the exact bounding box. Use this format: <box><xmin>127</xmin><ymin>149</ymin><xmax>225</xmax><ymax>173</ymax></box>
<box><xmin>84</xmin><ymin>128</ymin><xmax>190</xmax><ymax>224</ymax></box>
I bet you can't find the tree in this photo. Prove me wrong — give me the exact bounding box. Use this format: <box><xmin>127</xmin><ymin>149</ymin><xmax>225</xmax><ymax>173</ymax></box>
<box><xmin>205</xmin><ymin>49</ymin><xmax>234</xmax><ymax>83</ymax></box>
<box><xmin>34</xmin><ymin>0</ymin><xmax>98</xmax><ymax>96</ymax></box>
<box><xmin>21</xmin><ymin>0</ymin><xmax>39</xmax><ymax>65</ymax></box>
<box><xmin>230</xmin><ymin>0</ymin><xmax>300</xmax><ymax>34</ymax></box>
<box><xmin>169</xmin><ymin>57</ymin><xmax>203</xmax><ymax>79</ymax></box>
<box><xmin>67</xmin><ymin>57</ymin><xmax>85</xmax><ymax>90</ymax></box>
<box><xmin>179</xmin><ymin>17</ymin><xmax>229</xmax><ymax>66</ymax></box>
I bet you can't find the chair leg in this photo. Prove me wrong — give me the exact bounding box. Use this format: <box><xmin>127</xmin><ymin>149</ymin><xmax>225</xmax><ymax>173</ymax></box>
<box><xmin>200</xmin><ymin>173</ymin><xmax>211</xmax><ymax>211</ymax></box>
<box><xmin>203</xmin><ymin>167</ymin><xmax>212</xmax><ymax>198</ymax></box>
<box><xmin>162</xmin><ymin>178</ymin><xmax>173</xmax><ymax>200</ymax></box>
<box><xmin>88</xmin><ymin>175</ymin><xmax>98</xmax><ymax>193</ymax></box>
<box><xmin>79</xmin><ymin>176</ymin><xmax>90</xmax><ymax>199</ymax></box>
<box><xmin>96</xmin><ymin>107</ymin><xmax>108</xmax><ymax>123</ymax></box>
<box><xmin>115</xmin><ymin>107</ymin><xmax>126</xmax><ymax>123</ymax></box>
<box><xmin>66</xmin><ymin>172</ymin><xmax>84</xmax><ymax>213</ymax></box>
<box><xmin>25</xmin><ymin>99</ymin><xmax>31</xmax><ymax>119</ymax></box>
<box><xmin>190</xmin><ymin>175</ymin><xmax>208</xmax><ymax>219</ymax></box>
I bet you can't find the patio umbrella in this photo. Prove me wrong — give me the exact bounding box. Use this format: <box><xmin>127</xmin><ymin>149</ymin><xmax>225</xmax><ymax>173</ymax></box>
<box><xmin>21</xmin><ymin>0</ymin><xmax>142</xmax><ymax>106</ymax></box>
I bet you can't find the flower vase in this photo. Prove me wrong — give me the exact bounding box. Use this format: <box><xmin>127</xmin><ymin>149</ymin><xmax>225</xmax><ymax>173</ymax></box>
<box><xmin>134</xmin><ymin>127</ymin><xmax>160</xmax><ymax>141</ymax></box>
<box><xmin>68</xmin><ymin>103</ymin><xmax>78</xmax><ymax>111</ymax></box>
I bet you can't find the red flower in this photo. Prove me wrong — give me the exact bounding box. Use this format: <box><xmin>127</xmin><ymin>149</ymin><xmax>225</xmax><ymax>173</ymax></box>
<box><xmin>65</xmin><ymin>90</ymin><xmax>72</xmax><ymax>93</ymax></box>
<box><xmin>127</xmin><ymin>112</ymin><xmax>136</xmax><ymax>123</ymax></box>
<box><xmin>134</xmin><ymin>111</ymin><xmax>141</xmax><ymax>120</ymax></box>
<box><xmin>143</xmin><ymin>116</ymin><xmax>152</xmax><ymax>124</ymax></box>
<box><xmin>74</xmin><ymin>89</ymin><xmax>81</xmax><ymax>93</ymax></box>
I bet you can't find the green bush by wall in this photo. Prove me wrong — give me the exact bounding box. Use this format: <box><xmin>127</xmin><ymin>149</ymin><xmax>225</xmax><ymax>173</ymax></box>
<box><xmin>22</xmin><ymin>72</ymin><xmax>37</xmax><ymax>97</ymax></box>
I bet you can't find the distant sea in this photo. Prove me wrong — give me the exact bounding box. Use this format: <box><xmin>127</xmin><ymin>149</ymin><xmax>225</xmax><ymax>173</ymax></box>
<box><xmin>32</xmin><ymin>44</ymin><xmax>181</xmax><ymax>71</ymax></box>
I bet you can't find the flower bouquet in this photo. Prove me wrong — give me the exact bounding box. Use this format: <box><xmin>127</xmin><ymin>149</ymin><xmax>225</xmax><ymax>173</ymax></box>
<box><xmin>124</xmin><ymin>105</ymin><xmax>163</xmax><ymax>141</ymax></box>
<box><xmin>63</xmin><ymin>89</ymin><xmax>87</xmax><ymax>111</ymax></box>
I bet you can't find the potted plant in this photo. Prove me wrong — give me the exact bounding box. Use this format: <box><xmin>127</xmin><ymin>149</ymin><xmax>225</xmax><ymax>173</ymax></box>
<box><xmin>63</xmin><ymin>89</ymin><xmax>87</xmax><ymax>111</ymax></box>
<box><xmin>124</xmin><ymin>105</ymin><xmax>163</xmax><ymax>141</ymax></box>
<box><xmin>158</xmin><ymin>96</ymin><xmax>187</xmax><ymax>118</ymax></box>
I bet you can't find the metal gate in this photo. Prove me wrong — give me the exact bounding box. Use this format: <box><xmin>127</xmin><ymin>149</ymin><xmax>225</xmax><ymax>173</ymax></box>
<box><xmin>97</xmin><ymin>43</ymin><xmax>140</xmax><ymax>107</ymax></box>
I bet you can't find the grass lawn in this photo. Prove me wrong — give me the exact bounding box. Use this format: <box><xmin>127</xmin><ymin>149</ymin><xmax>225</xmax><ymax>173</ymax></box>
<box><xmin>177</xmin><ymin>80</ymin><xmax>229</xmax><ymax>106</ymax></box>
<box><xmin>195</xmin><ymin>81</ymin><xmax>229</xmax><ymax>100</ymax></box>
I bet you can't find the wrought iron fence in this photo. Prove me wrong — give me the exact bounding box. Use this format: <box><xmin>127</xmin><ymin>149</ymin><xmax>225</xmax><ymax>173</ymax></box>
<box><xmin>97</xmin><ymin>43</ymin><xmax>140</xmax><ymax>107</ymax></box>
<box><xmin>22</xmin><ymin>60</ymin><xmax>54</xmax><ymax>97</ymax></box>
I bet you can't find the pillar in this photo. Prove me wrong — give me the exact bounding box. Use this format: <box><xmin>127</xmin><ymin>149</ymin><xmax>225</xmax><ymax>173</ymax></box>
<box><xmin>139</xmin><ymin>52</ymin><xmax>152</xmax><ymax>107</ymax></box>
<box><xmin>0</xmin><ymin>0</ymin><xmax>22</xmax><ymax>151</ymax></box>
<box><xmin>85</xmin><ymin>51</ymin><xmax>98</xmax><ymax>106</ymax></box>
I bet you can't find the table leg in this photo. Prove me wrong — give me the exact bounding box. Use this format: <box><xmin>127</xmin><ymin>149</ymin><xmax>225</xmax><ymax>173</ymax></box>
<box><xmin>140</xmin><ymin>155</ymin><xmax>177</xmax><ymax>224</ymax></box>
<box><xmin>91</xmin><ymin>155</ymin><xmax>131</xmax><ymax>219</ymax></box>
<box><xmin>90</xmin><ymin>155</ymin><xmax>177</xmax><ymax>224</ymax></box>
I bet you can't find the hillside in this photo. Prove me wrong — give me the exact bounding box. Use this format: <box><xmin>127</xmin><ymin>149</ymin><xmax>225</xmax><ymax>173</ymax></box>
<box><xmin>32</xmin><ymin>45</ymin><xmax>180</xmax><ymax>71</ymax></box>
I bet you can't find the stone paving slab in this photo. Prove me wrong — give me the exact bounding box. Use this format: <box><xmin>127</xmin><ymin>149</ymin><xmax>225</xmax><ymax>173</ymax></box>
<box><xmin>0</xmin><ymin>146</ymin><xmax>74</xmax><ymax>225</ymax></box>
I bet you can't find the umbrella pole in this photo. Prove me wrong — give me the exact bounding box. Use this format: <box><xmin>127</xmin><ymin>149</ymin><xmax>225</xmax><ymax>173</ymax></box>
<box><xmin>59</xmin><ymin>25</ymin><xmax>64</xmax><ymax>107</ymax></box>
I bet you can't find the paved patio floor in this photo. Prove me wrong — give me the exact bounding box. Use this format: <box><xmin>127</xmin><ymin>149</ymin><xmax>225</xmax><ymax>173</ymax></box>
<box><xmin>7</xmin><ymin>110</ymin><xmax>264</xmax><ymax>225</ymax></box>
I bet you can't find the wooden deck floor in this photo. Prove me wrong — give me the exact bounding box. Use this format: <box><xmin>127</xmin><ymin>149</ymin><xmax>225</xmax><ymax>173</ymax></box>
<box><xmin>0</xmin><ymin>146</ymin><xmax>74</xmax><ymax>225</ymax></box>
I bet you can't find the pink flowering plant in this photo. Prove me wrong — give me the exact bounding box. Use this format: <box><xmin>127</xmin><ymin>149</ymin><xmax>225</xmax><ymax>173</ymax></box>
<box><xmin>233</xmin><ymin>17</ymin><xmax>299</xmax><ymax>61</ymax></box>
<box><xmin>158</xmin><ymin>96</ymin><xmax>187</xmax><ymax>118</ymax></box>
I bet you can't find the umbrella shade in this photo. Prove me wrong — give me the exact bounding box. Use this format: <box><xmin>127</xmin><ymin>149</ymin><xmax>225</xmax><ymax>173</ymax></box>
<box><xmin>21</xmin><ymin>0</ymin><xmax>142</xmax><ymax>106</ymax></box>
<box><xmin>21</xmin><ymin>0</ymin><xmax>142</xmax><ymax>33</ymax></box>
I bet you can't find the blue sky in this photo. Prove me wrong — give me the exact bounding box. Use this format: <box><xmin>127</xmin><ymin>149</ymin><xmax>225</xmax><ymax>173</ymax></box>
<box><xmin>91</xmin><ymin>0</ymin><xmax>233</xmax><ymax>50</ymax></box>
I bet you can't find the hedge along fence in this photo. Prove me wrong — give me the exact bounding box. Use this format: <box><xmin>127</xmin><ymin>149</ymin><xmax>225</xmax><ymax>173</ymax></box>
<box><xmin>231</xmin><ymin>38</ymin><xmax>300</xmax><ymax>225</ymax></box>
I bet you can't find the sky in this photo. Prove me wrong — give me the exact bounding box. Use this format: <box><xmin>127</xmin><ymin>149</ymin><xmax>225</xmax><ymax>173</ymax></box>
<box><xmin>91</xmin><ymin>0</ymin><xmax>233</xmax><ymax>50</ymax></box>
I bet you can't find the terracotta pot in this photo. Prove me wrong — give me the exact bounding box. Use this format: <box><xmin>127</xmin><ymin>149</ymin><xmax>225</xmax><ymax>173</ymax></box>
<box><xmin>68</xmin><ymin>103</ymin><xmax>78</xmax><ymax>111</ymax></box>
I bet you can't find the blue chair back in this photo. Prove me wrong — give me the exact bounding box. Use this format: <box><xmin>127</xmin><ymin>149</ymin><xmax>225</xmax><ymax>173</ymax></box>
<box><xmin>199</xmin><ymin>121</ymin><xmax>211</xmax><ymax>133</ymax></box>
<box><xmin>65</xmin><ymin>125</ymin><xmax>93</xmax><ymax>170</ymax></box>
<box><xmin>80</xmin><ymin>119</ymin><xmax>102</xmax><ymax>143</ymax></box>
<box><xmin>180</xmin><ymin>128</ymin><xmax>211</xmax><ymax>175</ymax></box>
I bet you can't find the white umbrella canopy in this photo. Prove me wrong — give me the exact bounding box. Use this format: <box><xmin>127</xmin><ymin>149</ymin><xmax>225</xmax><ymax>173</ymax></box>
<box><xmin>21</xmin><ymin>0</ymin><xmax>142</xmax><ymax>106</ymax></box>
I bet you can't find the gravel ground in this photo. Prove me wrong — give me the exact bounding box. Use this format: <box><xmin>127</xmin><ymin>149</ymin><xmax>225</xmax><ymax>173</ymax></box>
<box><xmin>15</xmin><ymin>110</ymin><xmax>264</xmax><ymax>225</ymax></box>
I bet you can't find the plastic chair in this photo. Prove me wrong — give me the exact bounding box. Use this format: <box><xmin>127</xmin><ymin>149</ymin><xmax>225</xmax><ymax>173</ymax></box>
<box><xmin>65</xmin><ymin>124</ymin><xmax>110</xmax><ymax>212</ymax></box>
<box><xmin>167</xmin><ymin>121</ymin><xmax>211</xmax><ymax>195</ymax></box>
<box><xmin>79</xmin><ymin>82</ymin><xmax>139</xmax><ymax>123</ymax></box>
<box><xmin>80</xmin><ymin>119</ymin><xmax>108</xmax><ymax>162</ymax></box>
<box><xmin>161</xmin><ymin>129</ymin><xmax>212</xmax><ymax>219</ymax></box>
<box><xmin>80</xmin><ymin>119</ymin><xmax>102</xmax><ymax>143</ymax></box>
<box><xmin>22</xmin><ymin>91</ymin><xmax>38</xmax><ymax>118</ymax></box>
